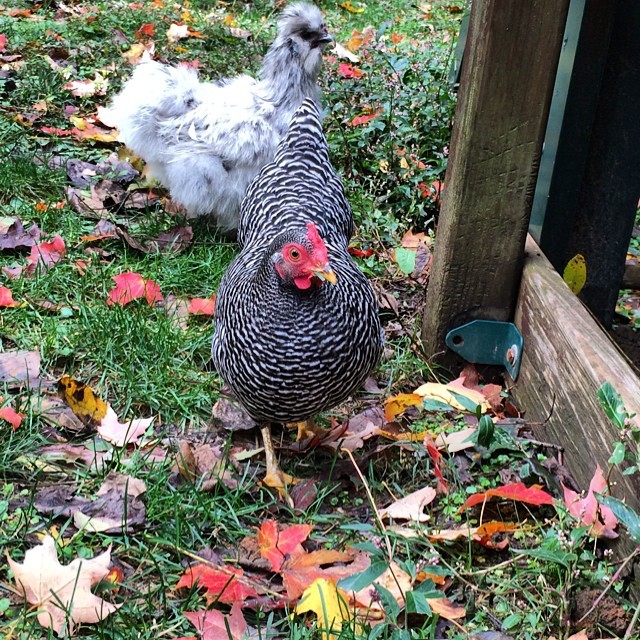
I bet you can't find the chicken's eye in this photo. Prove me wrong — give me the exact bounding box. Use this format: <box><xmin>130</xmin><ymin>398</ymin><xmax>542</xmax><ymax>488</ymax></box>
<box><xmin>288</xmin><ymin>248</ymin><xmax>301</xmax><ymax>261</ymax></box>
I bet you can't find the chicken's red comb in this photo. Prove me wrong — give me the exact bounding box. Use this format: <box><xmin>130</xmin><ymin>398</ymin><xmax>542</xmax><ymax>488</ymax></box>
<box><xmin>306</xmin><ymin>222</ymin><xmax>329</xmax><ymax>261</ymax></box>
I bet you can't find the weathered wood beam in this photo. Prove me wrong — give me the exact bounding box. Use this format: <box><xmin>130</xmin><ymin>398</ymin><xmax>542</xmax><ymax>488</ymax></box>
<box><xmin>512</xmin><ymin>236</ymin><xmax>640</xmax><ymax>524</ymax></box>
<box><xmin>421</xmin><ymin>0</ymin><xmax>570</xmax><ymax>362</ymax></box>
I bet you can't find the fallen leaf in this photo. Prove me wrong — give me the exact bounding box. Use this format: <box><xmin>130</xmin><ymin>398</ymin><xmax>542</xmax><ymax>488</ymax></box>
<box><xmin>58</xmin><ymin>375</ymin><xmax>108</xmax><ymax>424</ymax></box>
<box><xmin>326</xmin><ymin>406</ymin><xmax>385</xmax><ymax>452</ymax></box>
<box><xmin>295</xmin><ymin>578</ymin><xmax>353</xmax><ymax>636</ymax></box>
<box><xmin>339</xmin><ymin>1</ymin><xmax>365</xmax><ymax>13</ymax></box>
<box><xmin>184</xmin><ymin>603</ymin><xmax>250</xmax><ymax>640</ymax></box>
<box><xmin>384</xmin><ymin>393</ymin><xmax>423</xmax><ymax>421</ymax></box>
<box><xmin>8</xmin><ymin>536</ymin><xmax>120</xmax><ymax>636</ymax></box>
<box><xmin>459</xmin><ymin>483</ymin><xmax>555</xmax><ymax>513</ymax></box>
<box><xmin>167</xmin><ymin>23</ymin><xmax>189</xmax><ymax>42</ymax></box>
<box><xmin>187</xmin><ymin>295</ymin><xmax>216</xmax><ymax>315</ymax></box>
<box><xmin>211</xmin><ymin>396</ymin><xmax>257</xmax><ymax>431</ymax></box>
<box><xmin>173</xmin><ymin>441</ymin><xmax>237</xmax><ymax>490</ymax></box>
<box><xmin>0</xmin><ymin>216</ymin><xmax>40</xmax><ymax>250</ymax></box>
<box><xmin>0</xmin><ymin>285</ymin><xmax>19</xmax><ymax>307</ymax></box>
<box><xmin>332</xmin><ymin>41</ymin><xmax>360</xmax><ymax>63</ymax></box>
<box><xmin>428</xmin><ymin>597</ymin><xmax>466</xmax><ymax>620</ymax></box>
<box><xmin>563</xmin><ymin>465</ymin><xmax>618</xmax><ymax>538</ymax></box>
<box><xmin>434</xmin><ymin>427</ymin><xmax>476</xmax><ymax>452</ymax></box>
<box><xmin>258</xmin><ymin>520</ymin><xmax>312</xmax><ymax>572</ymax></box>
<box><xmin>424</xmin><ymin>433</ymin><xmax>449</xmax><ymax>494</ymax></box>
<box><xmin>473</xmin><ymin>521</ymin><xmax>520</xmax><ymax>549</ymax></box>
<box><xmin>122</xmin><ymin>42</ymin><xmax>154</xmax><ymax>64</ymax></box>
<box><xmin>135</xmin><ymin>23</ymin><xmax>156</xmax><ymax>39</ymax></box>
<box><xmin>379</xmin><ymin>486</ymin><xmax>436</xmax><ymax>522</ymax></box>
<box><xmin>63</xmin><ymin>72</ymin><xmax>108</xmax><ymax>97</ymax></box>
<box><xmin>106</xmin><ymin>272</ymin><xmax>163</xmax><ymax>306</ymax></box>
<box><xmin>0</xmin><ymin>404</ymin><xmax>23</xmax><ymax>429</ymax></box>
<box><xmin>24</xmin><ymin>235</ymin><xmax>66</xmax><ymax>275</ymax></box>
<box><xmin>176</xmin><ymin>564</ymin><xmax>259</xmax><ymax>604</ymax></box>
<box><xmin>0</xmin><ymin>350</ymin><xmax>41</xmax><ymax>388</ymax></box>
<box><xmin>346</xmin><ymin>28</ymin><xmax>373</xmax><ymax>51</ymax></box>
<box><xmin>97</xmin><ymin>406</ymin><xmax>154</xmax><ymax>447</ymax></box>
<box><xmin>414</xmin><ymin>381</ymin><xmax>489</xmax><ymax>413</ymax></box>
<box><xmin>351</xmin><ymin>560</ymin><xmax>412</xmax><ymax>613</ymax></box>
<box><xmin>283</xmin><ymin>548</ymin><xmax>366</xmax><ymax>600</ymax></box>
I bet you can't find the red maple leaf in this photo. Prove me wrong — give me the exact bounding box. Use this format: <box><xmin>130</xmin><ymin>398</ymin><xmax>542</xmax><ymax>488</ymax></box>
<box><xmin>106</xmin><ymin>272</ymin><xmax>163</xmax><ymax>307</ymax></box>
<box><xmin>176</xmin><ymin>564</ymin><xmax>258</xmax><ymax>604</ymax></box>
<box><xmin>135</xmin><ymin>23</ymin><xmax>156</xmax><ymax>39</ymax></box>
<box><xmin>25</xmin><ymin>235</ymin><xmax>66</xmax><ymax>275</ymax></box>
<box><xmin>0</xmin><ymin>405</ymin><xmax>23</xmax><ymax>430</ymax></box>
<box><xmin>459</xmin><ymin>483</ymin><xmax>554</xmax><ymax>512</ymax></box>
<box><xmin>0</xmin><ymin>286</ymin><xmax>19</xmax><ymax>307</ymax></box>
<box><xmin>187</xmin><ymin>295</ymin><xmax>216</xmax><ymax>316</ymax></box>
<box><xmin>257</xmin><ymin>520</ymin><xmax>312</xmax><ymax>572</ymax></box>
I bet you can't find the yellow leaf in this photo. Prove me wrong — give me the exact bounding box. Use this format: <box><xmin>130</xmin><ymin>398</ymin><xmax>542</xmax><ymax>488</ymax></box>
<box><xmin>295</xmin><ymin>578</ymin><xmax>352</xmax><ymax>638</ymax></box>
<box><xmin>413</xmin><ymin>382</ymin><xmax>489</xmax><ymax>413</ymax></box>
<box><xmin>384</xmin><ymin>393</ymin><xmax>423</xmax><ymax>421</ymax></box>
<box><xmin>339</xmin><ymin>1</ymin><xmax>365</xmax><ymax>13</ymax></box>
<box><xmin>563</xmin><ymin>254</ymin><xmax>587</xmax><ymax>294</ymax></box>
<box><xmin>378</xmin><ymin>159</ymin><xmax>389</xmax><ymax>174</ymax></box>
<box><xmin>58</xmin><ymin>375</ymin><xmax>108</xmax><ymax>424</ymax></box>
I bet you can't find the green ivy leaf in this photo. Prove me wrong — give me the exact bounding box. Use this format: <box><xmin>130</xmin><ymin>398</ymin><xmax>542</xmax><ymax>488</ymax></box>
<box><xmin>597</xmin><ymin>382</ymin><xmax>628</xmax><ymax>429</ymax></box>
<box><xmin>597</xmin><ymin>494</ymin><xmax>640</xmax><ymax>543</ymax></box>
<box><xmin>394</xmin><ymin>247</ymin><xmax>416</xmax><ymax>274</ymax></box>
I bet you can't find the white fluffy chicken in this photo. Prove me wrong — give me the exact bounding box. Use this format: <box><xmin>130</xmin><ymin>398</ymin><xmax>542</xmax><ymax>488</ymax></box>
<box><xmin>108</xmin><ymin>3</ymin><xmax>332</xmax><ymax>232</ymax></box>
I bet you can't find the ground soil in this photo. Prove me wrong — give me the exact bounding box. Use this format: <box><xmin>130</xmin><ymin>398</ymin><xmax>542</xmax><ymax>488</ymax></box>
<box><xmin>609</xmin><ymin>323</ymin><xmax>640</xmax><ymax>372</ymax></box>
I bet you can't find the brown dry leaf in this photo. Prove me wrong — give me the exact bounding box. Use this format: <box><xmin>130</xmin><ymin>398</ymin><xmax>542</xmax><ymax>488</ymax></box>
<box><xmin>74</xmin><ymin>471</ymin><xmax>147</xmax><ymax>532</ymax></box>
<box><xmin>379</xmin><ymin>486</ymin><xmax>436</xmax><ymax>522</ymax></box>
<box><xmin>427</xmin><ymin>525</ymin><xmax>478</xmax><ymax>542</ymax></box>
<box><xmin>34</xmin><ymin>396</ymin><xmax>90</xmax><ymax>436</ymax></box>
<box><xmin>428</xmin><ymin>597</ymin><xmax>466</xmax><ymax>620</ymax></box>
<box><xmin>211</xmin><ymin>396</ymin><xmax>257</xmax><ymax>431</ymax></box>
<box><xmin>38</xmin><ymin>443</ymin><xmax>107</xmax><ymax>470</ymax></box>
<box><xmin>400</xmin><ymin>228</ymin><xmax>429</xmax><ymax>250</ymax></box>
<box><xmin>173</xmin><ymin>441</ymin><xmax>237</xmax><ymax>490</ymax></box>
<box><xmin>8</xmin><ymin>536</ymin><xmax>120</xmax><ymax>636</ymax></box>
<box><xmin>0</xmin><ymin>216</ymin><xmax>41</xmax><ymax>250</ymax></box>
<box><xmin>333</xmin><ymin>41</ymin><xmax>360</xmax><ymax>62</ymax></box>
<box><xmin>325</xmin><ymin>406</ymin><xmax>385</xmax><ymax>452</ymax></box>
<box><xmin>0</xmin><ymin>350</ymin><xmax>41</xmax><ymax>388</ymax></box>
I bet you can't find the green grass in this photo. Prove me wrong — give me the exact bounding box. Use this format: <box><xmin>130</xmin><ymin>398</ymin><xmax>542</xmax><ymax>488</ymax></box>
<box><xmin>0</xmin><ymin>1</ymin><xmax>637</xmax><ymax>639</ymax></box>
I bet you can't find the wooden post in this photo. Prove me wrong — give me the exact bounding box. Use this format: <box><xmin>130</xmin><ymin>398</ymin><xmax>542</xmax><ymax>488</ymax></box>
<box><xmin>421</xmin><ymin>0</ymin><xmax>570</xmax><ymax>362</ymax></box>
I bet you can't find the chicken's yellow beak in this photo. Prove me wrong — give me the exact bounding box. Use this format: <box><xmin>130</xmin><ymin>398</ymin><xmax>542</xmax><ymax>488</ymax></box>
<box><xmin>312</xmin><ymin>266</ymin><xmax>337</xmax><ymax>284</ymax></box>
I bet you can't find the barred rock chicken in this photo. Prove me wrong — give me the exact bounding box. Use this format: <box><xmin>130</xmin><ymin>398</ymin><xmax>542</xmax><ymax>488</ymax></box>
<box><xmin>107</xmin><ymin>3</ymin><xmax>331</xmax><ymax>232</ymax></box>
<box><xmin>211</xmin><ymin>98</ymin><xmax>384</xmax><ymax>486</ymax></box>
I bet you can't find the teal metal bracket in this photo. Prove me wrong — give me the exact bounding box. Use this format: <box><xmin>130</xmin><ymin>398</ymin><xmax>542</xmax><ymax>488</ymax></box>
<box><xmin>445</xmin><ymin>320</ymin><xmax>524</xmax><ymax>380</ymax></box>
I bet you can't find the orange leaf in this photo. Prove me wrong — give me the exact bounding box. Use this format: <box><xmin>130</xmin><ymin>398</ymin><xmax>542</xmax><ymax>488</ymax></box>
<box><xmin>187</xmin><ymin>295</ymin><xmax>216</xmax><ymax>315</ymax></box>
<box><xmin>176</xmin><ymin>564</ymin><xmax>258</xmax><ymax>604</ymax></box>
<box><xmin>458</xmin><ymin>483</ymin><xmax>554</xmax><ymax>513</ymax></box>
<box><xmin>428</xmin><ymin>597</ymin><xmax>466</xmax><ymax>620</ymax></box>
<box><xmin>0</xmin><ymin>405</ymin><xmax>23</xmax><ymax>430</ymax></box>
<box><xmin>257</xmin><ymin>520</ymin><xmax>312</xmax><ymax>572</ymax></box>
<box><xmin>473</xmin><ymin>521</ymin><xmax>520</xmax><ymax>549</ymax></box>
<box><xmin>384</xmin><ymin>393</ymin><xmax>422</xmax><ymax>421</ymax></box>
<box><xmin>135</xmin><ymin>23</ymin><xmax>156</xmax><ymax>39</ymax></box>
<box><xmin>106</xmin><ymin>272</ymin><xmax>163</xmax><ymax>307</ymax></box>
<box><xmin>349</xmin><ymin>113</ymin><xmax>380</xmax><ymax>127</ymax></box>
<box><xmin>0</xmin><ymin>286</ymin><xmax>19</xmax><ymax>307</ymax></box>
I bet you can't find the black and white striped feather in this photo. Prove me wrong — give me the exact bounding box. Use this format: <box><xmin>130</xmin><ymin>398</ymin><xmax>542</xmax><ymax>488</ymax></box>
<box><xmin>212</xmin><ymin>99</ymin><xmax>383</xmax><ymax>424</ymax></box>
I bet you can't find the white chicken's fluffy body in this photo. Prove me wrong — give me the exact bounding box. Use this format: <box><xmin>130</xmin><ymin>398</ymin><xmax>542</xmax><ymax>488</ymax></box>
<box><xmin>108</xmin><ymin>3</ymin><xmax>331</xmax><ymax>231</ymax></box>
